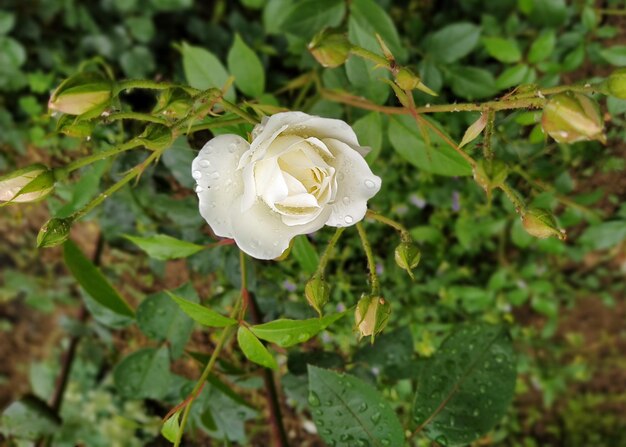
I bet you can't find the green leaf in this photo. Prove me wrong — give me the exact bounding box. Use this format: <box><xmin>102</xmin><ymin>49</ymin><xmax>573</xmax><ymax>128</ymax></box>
<box><xmin>482</xmin><ymin>37</ymin><xmax>521</xmax><ymax>63</ymax></box>
<box><xmin>600</xmin><ymin>45</ymin><xmax>626</xmax><ymax>67</ymax></box>
<box><xmin>120</xmin><ymin>45</ymin><xmax>155</xmax><ymax>78</ymax></box>
<box><xmin>278</xmin><ymin>0</ymin><xmax>345</xmax><ymax>39</ymax></box>
<box><xmin>350</xmin><ymin>0</ymin><xmax>407</xmax><ymax>62</ymax></box>
<box><xmin>413</xmin><ymin>323</ymin><xmax>516</xmax><ymax>446</ymax></box>
<box><xmin>167</xmin><ymin>291</ymin><xmax>237</xmax><ymax>327</ymax></box>
<box><xmin>0</xmin><ymin>396</ymin><xmax>60</xmax><ymax>440</ymax></box>
<box><xmin>0</xmin><ymin>36</ymin><xmax>26</xmax><ymax>69</ymax></box>
<box><xmin>237</xmin><ymin>326</ymin><xmax>278</xmax><ymax>369</ymax></box>
<box><xmin>124</xmin><ymin>233</ymin><xmax>205</xmax><ymax>261</ymax></box>
<box><xmin>0</xmin><ymin>11</ymin><xmax>15</xmax><ymax>35</ymax></box>
<box><xmin>496</xmin><ymin>64</ymin><xmax>532</xmax><ymax>90</ymax></box>
<box><xmin>353</xmin><ymin>112</ymin><xmax>384</xmax><ymax>163</ymax></box>
<box><xmin>578</xmin><ymin>221</ymin><xmax>626</xmax><ymax>250</ymax></box>
<box><xmin>449</xmin><ymin>66</ymin><xmax>498</xmax><ymax>100</ymax></box>
<box><xmin>308</xmin><ymin>366</ymin><xmax>404</xmax><ymax>447</ymax></box>
<box><xmin>388</xmin><ymin>115</ymin><xmax>472</xmax><ymax>176</ymax></box>
<box><xmin>291</xmin><ymin>235</ymin><xmax>319</xmax><ymax>276</ymax></box>
<box><xmin>113</xmin><ymin>346</ymin><xmax>172</xmax><ymax>399</ymax></box>
<box><xmin>250</xmin><ymin>312</ymin><xmax>345</xmax><ymax>347</ymax></box>
<box><xmin>161</xmin><ymin>410</ymin><xmax>181</xmax><ymax>443</ymax></box>
<box><xmin>426</xmin><ymin>22</ymin><xmax>481</xmax><ymax>63</ymax></box>
<box><xmin>528</xmin><ymin>30</ymin><xmax>556</xmax><ymax>64</ymax></box>
<box><xmin>63</xmin><ymin>240</ymin><xmax>135</xmax><ymax>318</ymax></box>
<box><xmin>180</xmin><ymin>42</ymin><xmax>235</xmax><ymax>101</ymax></box>
<box><xmin>353</xmin><ymin>327</ymin><xmax>415</xmax><ymax>380</ymax></box>
<box><xmin>137</xmin><ymin>283</ymin><xmax>198</xmax><ymax>358</ymax></box>
<box><xmin>227</xmin><ymin>34</ymin><xmax>265</xmax><ymax>97</ymax></box>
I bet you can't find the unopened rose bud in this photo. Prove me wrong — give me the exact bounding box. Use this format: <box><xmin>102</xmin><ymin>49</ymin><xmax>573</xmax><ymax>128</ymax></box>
<box><xmin>308</xmin><ymin>31</ymin><xmax>351</xmax><ymax>68</ymax></box>
<box><xmin>541</xmin><ymin>92</ymin><xmax>605</xmax><ymax>144</ymax></box>
<box><xmin>0</xmin><ymin>164</ymin><xmax>55</xmax><ymax>204</ymax></box>
<box><xmin>395</xmin><ymin>67</ymin><xmax>421</xmax><ymax>90</ymax></box>
<box><xmin>521</xmin><ymin>208</ymin><xmax>565</xmax><ymax>240</ymax></box>
<box><xmin>607</xmin><ymin>68</ymin><xmax>626</xmax><ymax>100</ymax></box>
<box><xmin>49</xmin><ymin>72</ymin><xmax>112</xmax><ymax>116</ymax></box>
<box><xmin>56</xmin><ymin>115</ymin><xmax>94</xmax><ymax>138</ymax></box>
<box><xmin>37</xmin><ymin>217</ymin><xmax>72</xmax><ymax>248</ymax></box>
<box><xmin>394</xmin><ymin>241</ymin><xmax>421</xmax><ymax>279</ymax></box>
<box><xmin>305</xmin><ymin>275</ymin><xmax>330</xmax><ymax>316</ymax></box>
<box><xmin>136</xmin><ymin>124</ymin><xmax>173</xmax><ymax>151</ymax></box>
<box><xmin>355</xmin><ymin>295</ymin><xmax>391</xmax><ymax>340</ymax></box>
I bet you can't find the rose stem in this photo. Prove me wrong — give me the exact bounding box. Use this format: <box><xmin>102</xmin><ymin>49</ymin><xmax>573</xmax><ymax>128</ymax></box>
<box><xmin>365</xmin><ymin>210</ymin><xmax>411</xmax><ymax>242</ymax></box>
<box><xmin>219</xmin><ymin>98</ymin><xmax>260</xmax><ymax>124</ymax></box>
<box><xmin>356</xmin><ymin>222</ymin><xmax>381</xmax><ymax>296</ymax></box>
<box><xmin>115</xmin><ymin>79</ymin><xmax>200</xmax><ymax>95</ymax></box>
<box><xmin>173</xmin><ymin>253</ymin><xmax>246</xmax><ymax>447</ymax></box>
<box><xmin>483</xmin><ymin>110</ymin><xmax>496</xmax><ymax>161</ymax></box>
<box><xmin>314</xmin><ymin>227</ymin><xmax>346</xmax><ymax>278</ymax></box>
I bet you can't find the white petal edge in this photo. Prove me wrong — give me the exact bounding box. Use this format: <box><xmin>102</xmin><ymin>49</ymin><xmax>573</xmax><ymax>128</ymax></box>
<box><xmin>322</xmin><ymin>138</ymin><xmax>382</xmax><ymax>228</ymax></box>
<box><xmin>192</xmin><ymin>134</ymin><xmax>250</xmax><ymax>238</ymax></box>
<box><xmin>229</xmin><ymin>197</ymin><xmax>332</xmax><ymax>260</ymax></box>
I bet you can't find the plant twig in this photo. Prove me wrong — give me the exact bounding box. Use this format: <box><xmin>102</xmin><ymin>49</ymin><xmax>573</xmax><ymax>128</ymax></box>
<box><xmin>356</xmin><ymin>222</ymin><xmax>380</xmax><ymax>296</ymax></box>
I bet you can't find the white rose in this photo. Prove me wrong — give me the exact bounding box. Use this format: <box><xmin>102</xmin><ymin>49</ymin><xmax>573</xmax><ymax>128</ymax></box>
<box><xmin>191</xmin><ymin>111</ymin><xmax>381</xmax><ymax>260</ymax></box>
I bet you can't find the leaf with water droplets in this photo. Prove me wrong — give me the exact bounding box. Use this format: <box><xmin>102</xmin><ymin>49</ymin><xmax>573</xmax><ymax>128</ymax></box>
<box><xmin>308</xmin><ymin>365</ymin><xmax>404</xmax><ymax>447</ymax></box>
<box><xmin>249</xmin><ymin>312</ymin><xmax>346</xmax><ymax>348</ymax></box>
<box><xmin>124</xmin><ymin>233</ymin><xmax>206</xmax><ymax>261</ymax></box>
<box><xmin>113</xmin><ymin>346</ymin><xmax>172</xmax><ymax>399</ymax></box>
<box><xmin>412</xmin><ymin>323</ymin><xmax>516</xmax><ymax>446</ymax></box>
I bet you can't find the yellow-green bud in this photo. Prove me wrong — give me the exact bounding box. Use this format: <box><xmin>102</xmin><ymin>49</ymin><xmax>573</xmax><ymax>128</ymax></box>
<box><xmin>355</xmin><ymin>295</ymin><xmax>391</xmax><ymax>340</ymax></box>
<box><xmin>394</xmin><ymin>241</ymin><xmax>421</xmax><ymax>279</ymax></box>
<box><xmin>395</xmin><ymin>67</ymin><xmax>421</xmax><ymax>91</ymax></box>
<box><xmin>56</xmin><ymin>115</ymin><xmax>94</xmax><ymax>138</ymax></box>
<box><xmin>607</xmin><ymin>68</ymin><xmax>626</xmax><ymax>100</ymax></box>
<box><xmin>541</xmin><ymin>92</ymin><xmax>605</xmax><ymax>144</ymax></box>
<box><xmin>305</xmin><ymin>276</ymin><xmax>330</xmax><ymax>316</ymax></box>
<box><xmin>308</xmin><ymin>31</ymin><xmax>351</xmax><ymax>68</ymax></box>
<box><xmin>0</xmin><ymin>164</ymin><xmax>55</xmax><ymax>204</ymax></box>
<box><xmin>521</xmin><ymin>208</ymin><xmax>566</xmax><ymax>240</ymax></box>
<box><xmin>48</xmin><ymin>72</ymin><xmax>112</xmax><ymax>116</ymax></box>
<box><xmin>37</xmin><ymin>217</ymin><xmax>72</xmax><ymax>248</ymax></box>
<box><xmin>136</xmin><ymin>124</ymin><xmax>173</xmax><ymax>151</ymax></box>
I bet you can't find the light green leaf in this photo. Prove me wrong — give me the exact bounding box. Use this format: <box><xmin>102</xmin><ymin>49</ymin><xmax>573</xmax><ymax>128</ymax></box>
<box><xmin>528</xmin><ymin>30</ymin><xmax>556</xmax><ymax>64</ymax></box>
<box><xmin>0</xmin><ymin>11</ymin><xmax>15</xmax><ymax>35</ymax></box>
<box><xmin>180</xmin><ymin>42</ymin><xmax>235</xmax><ymax>101</ymax></box>
<box><xmin>250</xmin><ymin>312</ymin><xmax>345</xmax><ymax>347</ymax></box>
<box><xmin>350</xmin><ymin>0</ymin><xmax>407</xmax><ymax>62</ymax></box>
<box><xmin>227</xmin><ymin>34</ymin><xmax>265</xmax><ymax>97</ymax></box>
<box><xmin>496</xmin><ymin>64</ymin><xmax>532</xmax><ymax>90</ymax></box>
<box><xmin>63</xmin><ymin>240</ymin><xmax>135</xmax><ymax>318</ymax></box>
<box><xmin>278</xmin><ymin>0</ymin><xmax>345</xmax><ymax>39</ymax></box>
<box><xmin>579</xmin><ymin>221</ymin><xmax>626</xmax><ymax>250</ymax></box>
<box><xmin>600</xmin><ymin>45</ymin><xmax>626</xmax><ymax>67</ymax></box>
<box><xmin>353</xmin><ymin>112</ymin><xmax>383</xmax><ymax>163</ymax></box>
<box><xmin>0</xmin><ymin>36</ymin><xmax>26</xmax><ymax>69</ymax></box>
<box><xmin>413</xmin><ymin>324</ymin><xmax>516</xmax><ymax>446</ymax></box>
<box><xmin>291</xmin><ymin>235</ymin><xmax>319</xmax><ymax>276</ymax></box>
<box><xmin>167</xmin><ymin>291</ymin><xmax>237</xmax><ymax>327</ymax></box>
<box><xmin>124</xmin><ymin>233</ymin><xmax>205</xmax><ymax>261</ymax></box>
<box><xmin>426</xmin><ymin>22</ymin><xmax>481</xmax><ymax>63</ymax></box>
<box><xmin>237</xmin><ymin>326</ymin><xmax>278</xmax><ymax>369</ymax></box>
<box><xmin>308</xmin><ymin>366</ymin><xmax>405</xmax><ymax>447</ymax></box>
<box><xmin>388</xmin><ymin>115</ymin><xmax>472</xmax><ymax>176</ymax></box>
<box><xmin>161</xmin><ymin>410</ymin><xmax>181</xmax><ymax>443</ymax></box>
<box><xmin>449</xmin><ymin>66</ymin><xmax>498</xmax><ymax>100</ymax></box>
<box><xmin>0</xmin><ymin>396</ymin><xmax>60</xmax><ymax>440</ymax></box>
<box><xmin>482</xmin><ymin>37</ymin><xmax>521</xmax><ymax>63</ymax></box>
<box><xmin>113</xmin><ymin>346</ymin><xmax>172</xmax><ymax>399</ymax></box>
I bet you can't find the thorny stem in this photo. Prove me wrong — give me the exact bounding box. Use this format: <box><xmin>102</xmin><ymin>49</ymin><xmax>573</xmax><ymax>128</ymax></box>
<box><xmin>356</xmin><ymin>222</ymin><xmax>380</xmax><ymax>296</ymax></box>
<box><xmin>365</xmin><ymin>210</ymin><xmax>411</xmax><ymax>242</ymax></box>
<box><xmin>315</xmin><ymin>227</ymin><xmax>346</xmax><ymax>278</ymax></box>
<box><xmin>55</xmin><ymin>140</ymin><xmax>142</xmax><ymax>178</ymax></box>
<box><xmin>499</xmin><ymin>183</ymin><xmax>527</xmax><ymax>214</ymax></box>
<box><xmin>116</xmin><ymin>79</ymin><xmax>199</xmax><ymax>95</ymax></box>
<box><xmin>483</xmin><ymin>110</ymin><xmax>496</xmax><ymax>160</ymax></box>
<box><xmin>220</xmin><ymin>99</ymin><xmax>260</xmax><ymax>124</ymax></box>
<box><xmin>597</xmin><ymin>8</ymin><xmax>626</xmax><ymax>15</ymax></box>
<box><xmin>105</xmin><ymin>111</ymin><xmax>168</xmax><ymax>125</ymax></box>
<box><xmin>173</xmin><ymin>252</ymin><xmax>246</xmax><ymax>447</ymax></box>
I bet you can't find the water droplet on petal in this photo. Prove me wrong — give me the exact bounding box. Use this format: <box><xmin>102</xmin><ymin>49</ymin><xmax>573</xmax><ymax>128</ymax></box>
<box><xmin>195</xmin><ymin>185</ymin><xmax>203</xmax><ymax>193</ymax></box>
<box><xmin>199</xmin><ymin>159</ymin><xmax>211</xmax><ymax>168</ymax></box>
<box><xmin>342</xmin><ymin>196</ymin><xmax>350</xmax><ymax>205</ymax></box>
<box><xmin>364</xmin><ymin>179</ymin><xmax>376</xmax><ymax>189</ymax></box>
<box><xmin>211</xmin><ymin>172</ymin><xmax>220</xmax><ymax>180</ymax></box>
<box><xmin>192</xmin><ymin>170</ymin><xmax>202</xmax><ymax>179</ymax></box>
<box><xmin>344</xmin><ymin>215</ymin><xmax>353</xmax><ymax>224</ymax></box>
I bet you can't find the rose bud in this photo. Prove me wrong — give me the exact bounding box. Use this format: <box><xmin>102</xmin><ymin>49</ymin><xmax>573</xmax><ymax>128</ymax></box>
<box><xmin>541</xmin><ymin>92</ymin><xmax>606</xmax><ymax>144</ymax></box>
<box><xmin>305</xmin><ymin>275</ymin><xmax>330</xmax><ymax>316</ymax></box>
<box><xmin>37</xmin><ymin>217</ymin><xmax>73</xmax><ymax>248</ymax></box>
<box><xmin>48</xmin><ymin>72</ymin><xmax>112</xmax><ymax>116</ymax></box>
<box><xmin>308</xmin><ymin>30</ymin><xmax>352</xmax><ymax>68</ymax></box>
<box><xmin>0</xmin><ymin>164</ymin><xmax>55</xmax><ymax>204</ymax></box>
<box><xmin>521</xmin><ymin>208</ymin><xmax>566</xmax><ymax>240</ymax></box>
<box><xmin>394</xmin><ymin>241</ymin><xmax>421</xmax><ymax>279</ymax></box>
<box><xmin>355</xmin><ymin>295</ymin><xmax>391</xmax><ymax>341</ymax></box>
<box><xmin>607</xmin><ymin>68</ymin><xmax>626</xmax><ymax>100</ymax></box>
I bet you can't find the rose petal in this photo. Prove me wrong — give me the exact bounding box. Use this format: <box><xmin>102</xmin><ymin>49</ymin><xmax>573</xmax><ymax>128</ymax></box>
<box><xmin>322</xmin><ymin>138</ymin><xmax>382</xmax><ymax>227</ymax></box>
<box><xmin>192</xmin><ymin>134</ymin><xmax>249</xmax><ymax>238</ymax></box>
<box><xmin>229</xmin><ymin>196</ymin><xmax>331</xmax><ymax>260</ymax></box>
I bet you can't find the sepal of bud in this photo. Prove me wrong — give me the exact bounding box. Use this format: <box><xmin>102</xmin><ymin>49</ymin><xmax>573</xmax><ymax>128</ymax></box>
<box><xmin>153</xmin><ymin>88</ymin><xmax>193</xmax><ymax>119</ymax></box>
<box><xmin>136</xmin><ymin>124</ymin><xmax>173</xmax><ymax>151</ymax></box>
<box><xmin>394</xmin><ymin>241</ymin><xmax>421</xmax><ymax>279</ymax></box>
<box><xmin>56</xmin><ymin>115</ymin><xmax>94</xmax><ymax>138</ymax></box>
<box><xmin>355</xmin><ymin>295</ymin><xmax>391</xmax><ymax>341</ymax></box>
<box><xmin>48</xmin><ymin>72</ymin><xmax>112</xmax><ymax>116</ymax></box>
<box><xmin>37</xmin><ymin>217</ymin><xmax>73</xmax><ymax>248</ymax></box>
<box><xmin>607</xmin><ymin>68</ymin><xmax>626</xmax><ymax>100</ymax></box>
<box><xmin>395</xmin><ymin>67</ymin><xmax>421</xmax><ymax>90</ymax></box>
<box><xmin>521</xmin><ymin>208</ymin><xmax>566</xmax><ymax>240</ymax></box>
<box><xmin>472</xmin><ymin>159</ymin><xmax>509</xmax><ymax>199</ymax></box>
<box><xmin>0</xmin><ymin>164</ymin><xmax>55</xmax><ymax>205</ymax></box>
<box><xmin>541</xmin><ymin>92</ymin><xmax>605</xmax><ymax>144</ymax></box>
<box><xmin>308</xmin><ymin>30</ymin><xmax>351</xmax><ymax>68</ymax></box>
<box><xmin>305</xmin><ymin>275</ymin><xmax>330</xmax><ymax>316</ymax></box>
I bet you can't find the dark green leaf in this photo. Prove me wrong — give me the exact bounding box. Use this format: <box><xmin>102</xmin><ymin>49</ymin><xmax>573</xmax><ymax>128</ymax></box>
<box><xmin>278</xmin><ymin>0</ymin><xmax>345</xmax><ymax>39</ymax></box>
<box><xmin>426</xmin><ymin>23</ymin><xmax>481</xmax><ymax>63</ymax></box>
<box><xmin>291</xmin><ymin>235</ymin><xmax>319</xmax><ymax>276</ymax></box>
<box><xmin>167</xmin><ymin>291</ymin><xmax>237</xmax><ymax>327</ymax></box>
<box><xmin>308</xmin><ymin>365</ymin><xmax>405</xmax><ymax>447</ymax></box>
<box><xmin>388</xmin><ymin>115</ymin><xmax>472</xmax><ymax>176</ymax></box>
<box><xmin>250</xmin><ymin>312</ymin><xmax>345</xmax><ymax>347</ymax></box>
<box><xmin>528</xmin><ymin>30</ymin><xmax>556</xmax><ymax>64</ymax></box>
<box><xmin>180</xmin><ymin>42</ymin><xmax>235</xmax><ymax>101</ymax></box>
<box><xmin>113</xmin><ymin>346</ymin><xmax>172</xmax><ymax>399</ymax></box>
<box><xmin>237</xmin><ymin>326</ymin><xmax>278</xmax><ymax>369</ymax></box>
<box><xmin>482</xmin><ymin>37</ymin><xmax>521</xmax><ymax>63</ymax></box>
<box><xmin>449</xmin><ymin>66</ymin><xmax>498</xmax><ymax>100</ymax></box>
<box><xmin>579</xmin><ymin>221</ymin><xmax>626</xmax><ymax>250</ymax></box>
<box><xmin>353</xmin><ymin>112</ymin><xmax>384</xmax><ymax>163</ymax></box>
<box><xmin>124</xmin><ymin>233</ymin><xmax>205</xmax><ymax>261</ymax></box>
<box><xmin>227</xmin><ymin>34</ymin><xmax>265</xmax><ymax>97</ymax></box>
<box><xmin>413</xmin><ymin>324</ymin><xmax>516</xmax><ymax>446</ymax></box>
<box><xmin>350</xmin><ymin>0</ymin><xmax>407</xmax><ymax>62</ymax></box>
<box><xmin>63</xmin><ymin>240</ymin><xmax>135</xmax><ymax>318</ymax></box>
<box><xmin>354</xmin><ymin>327</ymin><xmax>415</xmax><ymax>380</ymax></box>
